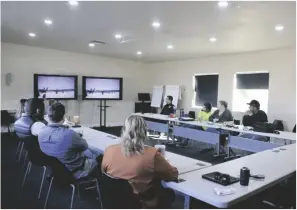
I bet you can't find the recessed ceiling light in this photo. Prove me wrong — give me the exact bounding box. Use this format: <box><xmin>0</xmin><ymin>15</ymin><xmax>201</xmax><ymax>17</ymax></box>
<box><xmin>218</xmin><ymin>1</ymin><xmax>228</xmax><ymax>8</ymax></box>
<box><xmin>44</xmin><ymin>19</ymin><xmax>52</xmax><ymax>25</ymax></box>
<box><xmin>275</xmin><ymin>24</ymin><xmax>284</xmax><ymax>31</ymax></box>
<box><xmin>209</xmin><ymin>37</ymin><xmax>217</xmax><ymax>43</ymax></box>
<box><xmin>167</xmin><ymin>45</ymin><xmax>174</xmax><ymax>49</ymax></box>
<box><xmin>68</xmin><ymin>1</ymin><xmax>78</xmax><ymax>6</ymax></box>
<box><xmin>152</xmin><ymin>21</ymin><xmax>161</xmax><ymax>28</ymax></box>
<box><xmin>114</xmin><ymin>34</ymin><xmax>122</xmax><ymax>40</ymax></box>
<box><xmin>136</xmin><ymin>51</ymin><xmax>142</xmax><ymax>55</ymax></box>
<box><xmin>28</xmin><ymin>33</ymin><xmax>36</xmax><ymax>37</ymax></box>
<box><xmin>89</xmin><ymin>43</ymin><xmax>95</xmax><ymax>47</ymax></box>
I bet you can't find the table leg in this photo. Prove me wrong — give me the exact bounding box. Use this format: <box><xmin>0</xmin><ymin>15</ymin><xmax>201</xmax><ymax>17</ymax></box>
<box><xmin>184</xmin><ymin>194</ymin><xmax>190</xmax><ymax>209</ymax></box>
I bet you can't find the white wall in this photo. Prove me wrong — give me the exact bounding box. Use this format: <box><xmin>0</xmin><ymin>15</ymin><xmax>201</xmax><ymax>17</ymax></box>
<box><xmin>147</xmin><ymin>47</ymin><xmax>296</xmax><ymax>131</ymax></box>
<box><xmin>1</xmin><ymin>43</ymin><xmax>151</xmax><ymax>126</ymax></box>
<box><xmin>2</xmin><ymin>43</ymin><xmax>295</xmax><ymax>131</ymax></box>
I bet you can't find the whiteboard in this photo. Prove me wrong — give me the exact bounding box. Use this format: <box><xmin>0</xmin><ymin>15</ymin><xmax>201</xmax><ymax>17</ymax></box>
<box><xmin>163</xmin><ymin>85</ymin><xmax>180</xmax><ymax>107</ymax></box>
<box><xmin>151</xmin><ymin>86</ymin><xmax>164</xmax><ymax>108</ymax></box>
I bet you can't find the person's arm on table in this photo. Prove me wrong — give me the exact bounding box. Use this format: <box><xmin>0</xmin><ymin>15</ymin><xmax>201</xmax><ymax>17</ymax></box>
<box><xmin>154</xmin><ymin>152</ymin><xmax>178</xmax><ymax>181</ymax></box>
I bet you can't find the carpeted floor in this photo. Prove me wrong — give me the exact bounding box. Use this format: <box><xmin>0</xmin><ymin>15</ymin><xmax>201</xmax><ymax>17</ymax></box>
<box><xmin>1</xmin><ymin>127</ymin><xmax>295</xmax><ymax>209</ymax></box>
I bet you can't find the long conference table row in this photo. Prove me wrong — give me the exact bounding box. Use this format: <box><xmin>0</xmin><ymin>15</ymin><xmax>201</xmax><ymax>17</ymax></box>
<box><xmin>132</xmin><ymin>113</ymin><xmax>296</xmax><ymax>157</ymax></box>
<box><xmin>72</xmin><ymin>122</ymin><xmax>296</xmax><ymax>209</ymax></box>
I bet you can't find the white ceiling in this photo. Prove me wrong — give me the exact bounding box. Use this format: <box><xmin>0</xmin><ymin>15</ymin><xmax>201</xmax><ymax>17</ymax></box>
<box><xmin>1</xmin><ymin>1</ymin><xmax>296</xmax><ymax>62</ymax></box>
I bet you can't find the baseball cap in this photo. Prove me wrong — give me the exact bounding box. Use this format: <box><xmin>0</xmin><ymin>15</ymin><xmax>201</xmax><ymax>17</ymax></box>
<box><xmin>247</xmin><ymin>100</ymin><xmax>260</xmax><ymax>108</ymax></box>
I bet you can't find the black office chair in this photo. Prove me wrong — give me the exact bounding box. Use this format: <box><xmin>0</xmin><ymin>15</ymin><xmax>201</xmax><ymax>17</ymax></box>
<box><xmin>43</xmin><ymin>155</ymin><xmax>102</xmax><ymax>209</ymax></box>
<box><xmin>272</xmin><ymin>120</ymin><xmax>284</xmax><ymax>131</ymax></box>
<box><xmin>188</xmin><ymin>111</ymin><xmax>196</xmax><ymax>119</ymax></box>
<box><xmin>1</xmin><ymin>110</ymin><xmax>14</xmax><ymax>134</ymax></box>
<box><xmin>100</xmin><ymin>172</ymin><xmax>142</xmax><ymax>209</ymax></box>
<box><xmin>21</xmin><ymin>136</ymin><xmax>48</xmax><ymax>199</ymax></box>
<box><xmin>293</xmin><ymin>125</ymin><xmax>296</xmax><ymax>133</ymax></box>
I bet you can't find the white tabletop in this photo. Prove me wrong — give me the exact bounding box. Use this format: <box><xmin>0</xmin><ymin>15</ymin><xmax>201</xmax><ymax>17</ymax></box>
<box><xmin>133</xmin><ymin>113</ymin><xmax>221</xmax><ymax>129</ymax></box>
<box><xmin>164</xmin><ymin>144</ymin><xmax>296</xmax><ymax>208</ymax></box>
<box><xmin>221</xmin><ymin>125</ymin><xmax>296</xmax><ymax>141</ymax></box>
<box><xmin>71</xmin><ymin>126</ymin><xmax>211</xmax><ymax>175</ymax></box>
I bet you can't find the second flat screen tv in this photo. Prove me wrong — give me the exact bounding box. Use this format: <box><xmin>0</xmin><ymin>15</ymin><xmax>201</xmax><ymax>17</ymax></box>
<box><xmin>82</xmin><ymin>76</ymin><xmax>123</xmax><ymax>100</ymax></box>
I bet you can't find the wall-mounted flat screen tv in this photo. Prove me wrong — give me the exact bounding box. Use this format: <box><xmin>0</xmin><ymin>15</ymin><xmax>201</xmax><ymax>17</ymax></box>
<box><xmin>34</xmin><ymin>74</ymin><xmax>78</xmax><ymax>100</ymax></box>
<box><xmin>82</xmin><ymin>76</ymin><xmax>123</xmax><ymax>100</ymax></box>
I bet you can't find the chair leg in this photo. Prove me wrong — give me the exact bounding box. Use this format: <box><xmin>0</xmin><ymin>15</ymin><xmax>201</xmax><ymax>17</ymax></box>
<box><xmin>22</xmin><ymin>161</ymin><xmax>32</xmax><ymax>187</ymax></box>
<box><xmin>38</xmin><ymin>166</ymin><xmax>47</xmax><ymax>199</ymax></box>
<box><xmin>16</xmin><ymin>141</ymin><xmax>21</xmax><ymax>156</ymax></box>
<box><xmin>18</xmin><ymin>142</ymin><xmax>24</xmax><ymax>163</ymax></box>
<box><xmin>22</xmin><ymin>151</ymin><xmax>28</xmax><ymax>168</ymax></box>
<box><xmin>44</xmin><ymin>177</ymin><xmax>54</xmax><ymax>209</ymax></box>
<box><xmin>95</xmin><ymin>179</ymin><xmax>103</xmax><ymax>209</ymax></box>
<box><xmin>77</xmin><ymin>184</ymin><xmax>80</xmax><ymax>200</ymax></box>
<box><xmin>70</xmin><ymin>184</ymin><xmax>76</xmax><ymax>209</ymax></box>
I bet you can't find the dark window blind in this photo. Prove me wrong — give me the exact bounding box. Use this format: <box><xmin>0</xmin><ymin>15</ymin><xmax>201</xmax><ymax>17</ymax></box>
<box><xmin>236</xmin><ymin>73</ymin><xmax>269</xmax><ymax>89</ymax></box>
<box><xmin>195</xmin><ymin>74</ymin><xmax>219</xmax><ymax>107</ymax></box>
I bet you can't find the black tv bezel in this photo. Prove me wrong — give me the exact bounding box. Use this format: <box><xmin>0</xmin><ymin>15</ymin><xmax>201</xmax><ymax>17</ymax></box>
<box><xmin>82</xmin><ymin>76</ymin><xmax>123</xmax><ymax>100</ymax></box>
<box><xmin>33</xmin><ymin>74</ymin><xmax>78</xmax><ymax>100</ymax></box>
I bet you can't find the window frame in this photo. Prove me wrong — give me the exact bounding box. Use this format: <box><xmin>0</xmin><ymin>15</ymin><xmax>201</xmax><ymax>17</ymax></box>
<box><xmin>192</xmin><ymin>73</ymin><xmax>219</xmax><ymax>109</ymax></box>
<box><xmin>232</xmin><ymin>71</ymin><xmax>269</xmax><ymax>113</ymax></box>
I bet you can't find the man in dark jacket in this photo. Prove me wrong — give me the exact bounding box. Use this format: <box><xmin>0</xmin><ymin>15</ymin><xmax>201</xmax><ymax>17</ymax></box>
<box><xmin>161</xmin><ymin>96</ymin><xmax>176</xmax><ymax>115</ymax></box>
<box><xmin>242</xmin><ymin>100</ymin><xmax>268</xmax><ymax>127</ymax></box>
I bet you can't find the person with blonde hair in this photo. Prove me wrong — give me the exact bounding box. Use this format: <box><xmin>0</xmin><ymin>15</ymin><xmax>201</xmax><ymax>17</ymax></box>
<box><xmin>102</xmin><ymin>115</ymin><xmax>178</xmax><ymax>208</ymax></box>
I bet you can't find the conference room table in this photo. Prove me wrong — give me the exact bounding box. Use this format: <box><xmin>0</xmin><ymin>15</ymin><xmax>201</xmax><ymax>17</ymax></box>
<box><xmin>70</xmin><ymin>126</ymin><xmax>212</xmax><ymax>175</ymax></box>
<box><xmin>133</xmin><ymin>113</ymin><xmax>296</xmax><ymax>156</ymax></box>
<box><xmin>72</xmin><ymin>124</ymin><xmax>296</xmax><ymax>208</ymax></box>
<box><xmin>164</xmin><ymin>143</ymin><xmax>296</xmax><ymax>208</ymax></box>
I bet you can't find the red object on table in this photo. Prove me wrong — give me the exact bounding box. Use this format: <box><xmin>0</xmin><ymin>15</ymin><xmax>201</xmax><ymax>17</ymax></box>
<box><xmin>169</xmin><ymin>113</ymin><xmax>174</xmax><ymax>118</ymax></box>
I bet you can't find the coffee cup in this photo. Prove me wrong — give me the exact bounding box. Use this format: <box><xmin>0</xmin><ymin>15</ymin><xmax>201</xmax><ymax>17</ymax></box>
<box><xmin>155</xmin><ymin>145</ymin><xmax>166</xmax><ymax>156</ymax></box>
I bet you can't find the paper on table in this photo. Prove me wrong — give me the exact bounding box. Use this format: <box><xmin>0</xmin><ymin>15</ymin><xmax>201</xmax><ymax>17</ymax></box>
<box><xmin>214</xmin><ymin>187</ymin><xmax>236</xmax><ymax>196</ymax></box>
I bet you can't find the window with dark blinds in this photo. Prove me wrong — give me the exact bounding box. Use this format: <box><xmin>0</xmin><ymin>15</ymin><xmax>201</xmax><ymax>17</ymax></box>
<box><xmin>194</xmin><ymin>74</ymin><xmax>219</xmax><ymax>107</ymax></box>
<box><xmin>236</xmin><ymin>73</ymin><xmax>269</xmax><ymax>89</ymax></box>
<box><xmin>232</xmin><ymin>72</ymin><xmax>269</xmax><ymax>112</ymax></box>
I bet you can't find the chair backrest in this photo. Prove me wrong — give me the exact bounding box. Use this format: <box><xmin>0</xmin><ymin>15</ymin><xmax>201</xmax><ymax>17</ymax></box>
<box><xmin>1</xmin><ymin>110</ymin><xmax>11</xmax><ymax>125</ymax></box>
<box><xmin>22</xmin><ymin>136</ymin><xmax>48</xmax><ymax>165</ymax></box>
<box><xmin>272</xmin><ymin>120</ymin><xmax>284</xmax><ymax>131</ymax></box>
<box><xmin>293</xmin><ymin>125</ymin><xmax>296</xmax><ymax>133</ymax></box>
<box><xmin>100</xmin><ymin>172</ymin><xmax>141</xmax><ymax>209</ymax></box>
<box><xmin>43</xmin><ymin>154</ymin><xmax>76</xmax><ymax>185</ymax></box>
<box><xmin>188</xmin><ymin>111</ymin><xmax>196</xmax><ymax>119</ymax></box>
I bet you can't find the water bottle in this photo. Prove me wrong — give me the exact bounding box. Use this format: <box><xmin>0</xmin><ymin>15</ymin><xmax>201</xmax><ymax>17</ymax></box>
<box><xmin>180</xmin><ymin>109</ymin><xmax>184</xmax><ymax>117</ymax></box>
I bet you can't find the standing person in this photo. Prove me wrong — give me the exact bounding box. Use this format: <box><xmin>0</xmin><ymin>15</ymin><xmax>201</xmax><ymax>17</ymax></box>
<box><xmin>15</xmin><ymin>99</ymin><xmax>27</xmax><ymax>120</ymax></box>
<box><xmin>102</xmin><ymin>115</ymin><xmax>178</xmax><ymax>208</ymax></box>
<box><xmin>38</xmin><ymin>103</ymin><xmax>100</xmax><ymax>178</ymax></box>
<box><xmin>242</xmin><ymin>100</ymin><xmax>268</xmax><ymax>127</ymax></box>
<box><xmin>160</xmin><ymin>95</ymin><xmax>176</xmax><ymax>115</ymax></box>
<box><xmin>209</xmin><ymin>100</ymin><xmax>233</xmax><ymax>123</ymax></box>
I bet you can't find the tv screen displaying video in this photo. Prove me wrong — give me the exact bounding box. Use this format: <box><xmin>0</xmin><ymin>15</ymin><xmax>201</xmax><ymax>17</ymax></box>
<box><xmin>82</xmin><ymin>76</ymin><xmax>123</xmax><ymax>100</ymax></box>
<box><xmin>34</xmin><ymin>74</ymin><xmax>78</xmax><ymax>100</ymax></box>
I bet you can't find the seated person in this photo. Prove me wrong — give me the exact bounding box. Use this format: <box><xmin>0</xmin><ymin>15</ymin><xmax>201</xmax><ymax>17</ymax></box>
<box><xmin>38</xmin><ymin>103</ymin><xmax>100</xmax><ymax>179</ymax></box>
<box><xmin>240</xmin><ymin>100</ymin><xmax>268</xmax><ymax>141</ymax></box>
<box><xmin>209</xmin><ymin>100</ymin><xmax>233</xmax><ymax>123</ymax></box>
<box><xmin>15</xmin><ymin>98</ymin><xmax>27</xmax><ymax>120</ymax></box>
<box><xmin>197</xmin><ymin>102</ymin><xmax>213</xmax><ymax>129</ymax></box>
<box><xmin>177</xmin><ymin>102</ymin><xmax>213</xmax><ymax>147</ymax></box>
<box><xmin>14</xmin><ymin>98</ymin><xmax>48</xmax><ymax>139</ymax></box>
<box><xmin>160</xmin><ymin>95</ymin><xmax>175</xmax><ymax>115</ymax></box>
<box><xmin>242</xmin><ymin>100</ymin><xmax>268</xmax><ymax>127</ymax></box>
<box><xmin>102</xmin><ymin>115</ymin><xmax>178</xmax><ymax>208</ymax></box>
<box><xmin>207</xmin><ymin>100</ymin><xmax>233</xmax><ymax>134</ymax></box>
